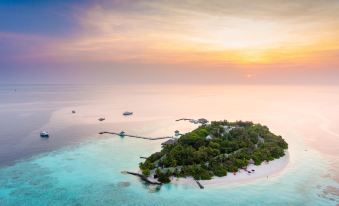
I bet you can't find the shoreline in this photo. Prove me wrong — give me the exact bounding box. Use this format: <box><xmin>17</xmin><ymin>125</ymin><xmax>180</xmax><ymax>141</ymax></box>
<box><xmin>171</xmin><ymin>152</ymin><xmax>289</xmax><ymax>188</ymax></box>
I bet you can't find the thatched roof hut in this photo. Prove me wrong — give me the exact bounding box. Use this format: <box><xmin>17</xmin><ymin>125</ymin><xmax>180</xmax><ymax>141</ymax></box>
<box><xmin>161</xmin><ymin>139</ymin><xmax>177</xmax><ymax>146</ymax></box>
<box><xmin>248</xmin><ymin>159</ymin><xmax>255</xmax><ymax>165</ymax></box>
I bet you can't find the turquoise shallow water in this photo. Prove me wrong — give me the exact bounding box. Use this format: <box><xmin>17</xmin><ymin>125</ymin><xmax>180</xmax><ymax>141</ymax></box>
<box><xmin>0</xmin><ymin>136</ymin><xmax>337</xmax><ymax>206</ymax></box>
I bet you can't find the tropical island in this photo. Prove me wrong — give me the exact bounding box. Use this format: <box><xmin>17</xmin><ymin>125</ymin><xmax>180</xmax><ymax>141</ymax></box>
<box><xmin>139</xmin><ymin>120</ymin><xmax>288</xmax><ymax>184</ymax></box>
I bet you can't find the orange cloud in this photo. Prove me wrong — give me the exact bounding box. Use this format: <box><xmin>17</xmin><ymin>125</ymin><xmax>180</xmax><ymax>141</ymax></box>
<box><xmin>42</xmin><ymin>1</ymin><xmax>339</xmax><ymax>69</ymax></box>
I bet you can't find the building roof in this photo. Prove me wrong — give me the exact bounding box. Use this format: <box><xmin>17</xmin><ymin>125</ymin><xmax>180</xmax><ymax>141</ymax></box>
<box><xmin>161</xmin><ymin>139</ymin><xmax>177</xmax><ymax>145</ymax></box>
<box><xmin>206</xmin><ymin>135</ymin><xmax>213</xmax><ymax>140</ymax></box>
<box><xmin>248</xmin><ymin>159</ymin><xmax>255</xmax><ymax>164</ymax></box>
<box><xmin>198</xmin><ymin>118</ymin><xmax>209</xmax><ymax>124</ymax></box>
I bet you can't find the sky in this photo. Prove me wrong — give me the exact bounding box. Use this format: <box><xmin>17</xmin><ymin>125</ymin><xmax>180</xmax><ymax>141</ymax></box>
<box><xmin>0</xmin><ymin>0</ymin><xmax>339</xmax><ymax>84</ymax></box>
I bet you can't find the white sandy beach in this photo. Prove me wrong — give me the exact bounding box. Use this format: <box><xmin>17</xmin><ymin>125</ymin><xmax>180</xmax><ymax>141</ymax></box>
<box><xmin>171</xmin><ymin>152</ymin><xmax>289</xmax><ymax>188</ymax></box>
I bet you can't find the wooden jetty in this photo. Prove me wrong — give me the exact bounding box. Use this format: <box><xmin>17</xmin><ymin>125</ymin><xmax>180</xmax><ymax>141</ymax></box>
<box><xmin>175</xmin><ymin>118</ymin><xmax>193</xmax><ymax>121</ymax></box>
<box><xmin>99</xmin><ymin>131</ymin><xmax>172</xmax><ymax>140</ymax></box>
<box><xmin>195</xmin><ymin>180</ymin><xmax>204</xmax><ymax>189</ymax></box>
<box><xmin>123</xmin><ymin>171</ymin><xmax>162</xmax><ymax>185</ymax></box>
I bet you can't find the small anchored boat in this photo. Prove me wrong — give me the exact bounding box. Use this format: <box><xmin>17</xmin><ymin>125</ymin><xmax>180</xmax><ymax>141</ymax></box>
<box><xmin>98</xmin><ymin>117</ymin><xmax>105</xmax><ymax>121</ymax></box>
<box><xmin>40</xmin><ymin>131</ymin><xmax>49</xmax><ymax>138</ymax></box>
<box><xmin>123</xmin><ymin>111</ymin><xmax>133</xmax><ymax>116</ymax></box>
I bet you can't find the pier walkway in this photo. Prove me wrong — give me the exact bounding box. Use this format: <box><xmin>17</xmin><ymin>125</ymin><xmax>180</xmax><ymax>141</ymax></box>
<box><xmin>195</xmin><ymin>180</ymin><xmax>205</xmax><ymax>189</ymax></box>
<box><xmin>99</xmin><ymin>131</ymin><xmax>173</xmax><ymax>140</ymax></box>
<box><xmin>122</xmin><ymin>171</ymin><xmax>162</xmax><ymax>185</ymax></box>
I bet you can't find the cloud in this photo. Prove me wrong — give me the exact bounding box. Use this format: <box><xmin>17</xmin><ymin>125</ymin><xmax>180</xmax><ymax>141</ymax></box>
<box><xmin>39</xmin><ymin>0</ymin><xmax>338</xmax><ymax>67</ymax></box>
<box><xmin>0</xmin><ymin>32</ymin><xmax>54</xmax><ymax>62</ymax></box>
<box><xmin>1</xmin><ymin>0</ymin><xmax>339</xmax><ymax>84</ymax></box>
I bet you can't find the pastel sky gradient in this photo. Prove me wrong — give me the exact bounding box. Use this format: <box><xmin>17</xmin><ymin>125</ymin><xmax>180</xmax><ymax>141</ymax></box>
<box><xmin>1</xmin><ymin>0</ymin><xmax>339</xmax><ymax>84</ymax></box>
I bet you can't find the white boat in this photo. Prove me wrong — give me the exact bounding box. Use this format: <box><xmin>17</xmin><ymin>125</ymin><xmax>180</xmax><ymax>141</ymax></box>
<box><xmin>40</xmin><ymin>131</ymin><xmax>49</xmax><ymax>138</ymax></box>
<box><xmin>123</xmin><ymin>111</ymin><xmax>133</xmax><ymax>116</ymax></box>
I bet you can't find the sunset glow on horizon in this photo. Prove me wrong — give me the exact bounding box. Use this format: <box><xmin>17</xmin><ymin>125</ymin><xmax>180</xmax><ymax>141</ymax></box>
<box><xmin>1</xmin><ymin>0</ymin><xmax>339</xmax><ymax>84</ymax></box>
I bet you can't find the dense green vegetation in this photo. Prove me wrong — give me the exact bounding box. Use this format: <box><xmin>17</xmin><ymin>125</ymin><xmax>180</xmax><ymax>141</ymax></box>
<box><xmin>139</xmin><ymin>120</ymin><xmax>288</xmax><ymax>183</ymax></box>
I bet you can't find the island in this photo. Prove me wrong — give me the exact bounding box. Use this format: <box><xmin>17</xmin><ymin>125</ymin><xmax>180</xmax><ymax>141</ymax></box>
<box><xmin>139</xmin><ymin>120</ymin><xmax>288</xmax><ymax>184</ymax></box>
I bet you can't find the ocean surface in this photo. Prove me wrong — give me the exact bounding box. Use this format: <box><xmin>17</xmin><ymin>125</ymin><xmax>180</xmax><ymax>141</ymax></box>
<box><xmin>0</xmin><ymin>84</ymin><xmax>338</xmax><ymax>205</ymax></box>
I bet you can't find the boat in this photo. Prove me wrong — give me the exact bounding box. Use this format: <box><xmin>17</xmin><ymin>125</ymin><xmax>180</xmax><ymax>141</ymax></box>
<box><xmin>72</xmin><ymin>110</ymin><xmax>76</xmax><ymax>114</ymax></box>
<box><xmin>98</xmin><ymin>117</ymin><xmax>105</xmax><ymax>121</ymax></box>
<box><xmin>123</xmin><ymin>111</ymin><xmax>133</xmax><ymax>116</ymax></box>
<box><xmin>40</xmin><ymin>131</ymin><xmax>49</xmax><ymax>138</ymax></box>
<box><xmin>119</xmin><ymin>131</ymin><xmax>125</xmax><ymax>137</ymax></box>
